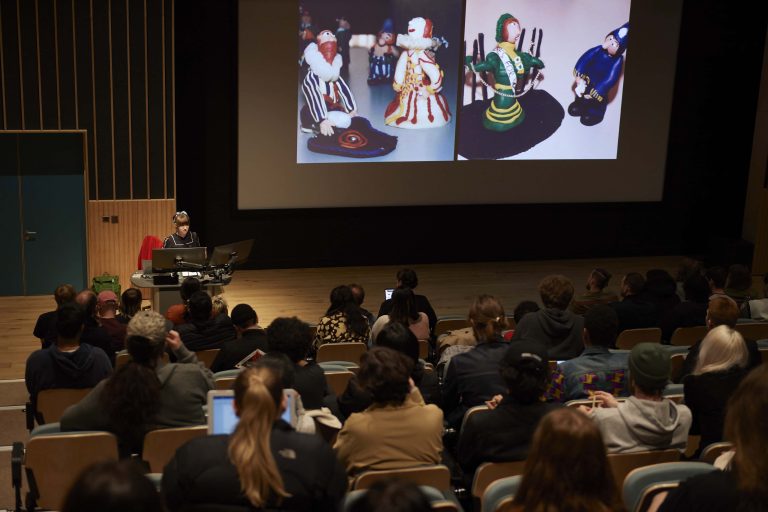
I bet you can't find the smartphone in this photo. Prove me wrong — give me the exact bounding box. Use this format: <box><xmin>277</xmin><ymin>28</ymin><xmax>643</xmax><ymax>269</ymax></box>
<box><xmin>385</xmin><ymin>288</ymin><xmax>394</xmax><ymax>300</ymax></box>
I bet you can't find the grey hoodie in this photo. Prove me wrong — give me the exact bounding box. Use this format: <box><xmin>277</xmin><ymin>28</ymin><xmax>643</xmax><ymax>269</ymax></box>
<box><xmin>591</xmin><ymin>396</ymin><xmax>692</xmax><ymax>453</ymax></box>
<box><xmin>512</xmin><ymin>307</ymin><xmax>584</xmax><ymax>360</ymax></box>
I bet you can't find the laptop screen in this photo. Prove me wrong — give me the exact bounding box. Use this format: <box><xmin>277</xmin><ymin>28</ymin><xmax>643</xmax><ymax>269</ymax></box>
<box><xmin>208</xmin><ymin>390</ymin><xmax>296</xmax><ymax>434</ymax></box>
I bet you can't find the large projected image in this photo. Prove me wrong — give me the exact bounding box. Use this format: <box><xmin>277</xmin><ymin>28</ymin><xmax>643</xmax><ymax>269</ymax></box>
<box><xmin>296</xmin><ymin>0</ymin><xmax>461</xmax><ymax>163</ymax></box>
<box><xmin>459</xmin><ymin>0</ymin><xmax>631</xmax><ymax>160</ymax></box>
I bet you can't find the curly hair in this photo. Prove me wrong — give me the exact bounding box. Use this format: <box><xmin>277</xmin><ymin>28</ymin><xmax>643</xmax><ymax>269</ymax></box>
<box><xmin>267</xmin><ymin>317</ymin><xmax>313</xmax><ymax>363</ymax></box>
<box><xmin>358</xmin><ymin>347</ymin><xmax>413</xmax><ymax>405</ymax></box>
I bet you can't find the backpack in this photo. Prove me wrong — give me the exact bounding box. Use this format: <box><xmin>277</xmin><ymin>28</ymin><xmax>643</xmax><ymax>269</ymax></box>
<box><xmin>92</xmin><ymin>273</ymin><xmax>121</xmax><ymax>296</ymax></box>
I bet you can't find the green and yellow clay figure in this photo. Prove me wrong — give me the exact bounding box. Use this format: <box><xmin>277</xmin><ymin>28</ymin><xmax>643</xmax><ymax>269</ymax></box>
<box><xmin>465</xmin><ymin>14</ymin><xmax>544</xmax><ymax>132</ymax></box>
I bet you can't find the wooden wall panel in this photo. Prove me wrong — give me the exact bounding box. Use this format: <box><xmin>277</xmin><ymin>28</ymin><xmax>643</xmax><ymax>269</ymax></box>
<box><xmin>87</xmin><ymin>199</ymin><xmax>175</xmax><ymax>297</ymax></box>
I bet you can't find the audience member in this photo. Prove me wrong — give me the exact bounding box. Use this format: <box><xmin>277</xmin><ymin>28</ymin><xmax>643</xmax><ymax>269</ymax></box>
<box><xmin>96</xmin><ymin>291</ymin><xmax>127</xmax><ymax>352</ymax></box>
<box><xmin>164</xmin><ymin>277</ymin><xmax>201</xmax><ymax>326</ymax></box>
<box><xmin>513</xmin><ymin>275</ymin><xmax>584</xmax><ymax>359</ymax></box>
<box><xmin>548</xmin><ymin>305</ymin><xmax>629</xmax><ymax>402</ymax></box>
<box><xmin>211</xmin><ymin>294</ymin><xmax>228</xmax><ymax>317</ymax></box>
<box><xmin>371</xmin><ymin>287</ymin><xmax>430</xmax><ymax>342</ymax></box>
<box><xmin>334</xmin><ymin>347</ymin><xmax>443</xmax><ymax>479</ymax></box>
<box><xmin>268</xmin><ymin>317</ymin><xmax>334</xmax><ymax>410</ymax></box>
<box><xmin>584</xmin><ymin>343</ymin><xmax>691</xmax><ymax>453</ymax></box>
<box><xmin>504</xmin><ymin>300</ymin><xmax>540</xmax><ymax>340</ymax></box>
<box><xmin>741</xmin><ymin>273</ymin><xmax>768</xmax><ymax>320</ymax></box>
<box><xmin>61</xmin><ymin>311</ymin><xmax>214</xmax><ymax>455</ymax></box>
<box><xmin>33</xmin><ymin>283</ymin><xmax>76</xmax><ymax>348</ymax></box>
<box><xmin>725</xmin><ymin>264</ymin><xmax>755</xmax><ymax>306</ymax></box>
<box><xmin>377</xmin><ymin>268</ymin><xmax>437</xmax><ymax>333</ymax></box>
<box><xmin>457</xmin><ymin>340</ymin><xmax>561</xmax><ymax>477</ymax></box>
<box><xmin>313</xmin><ymin>285</ymin><xmax>371</xmax><ymax>349</ymax></box>
<box><xmin>176</xmin><ymin>291</ymin><xmax>236</xmax><ymax>352</ymax></box>
<box><xmin>62</xmin><ymin>460</ymin><xmax>163</xmax><ymax>512</ymax></box>
<box><xmin>501</xmin><ymin>408</ymin><xmax>624</xmax><ymax>512</ymax></box>
<box><xmin>675</xmin><ymin>258</ymin><xmax>703</xmax><ymax>301</ymax></box>
<box><xmin>609</xmin><ymin>273</ymin><xmax>657</xmax><ymax>333</ymax></box>
<box><xmin>679</xmin><ymin>296</ymin><xmax>761</xmax><ymax>381</ymax></box>
<box><xmin>654</xmin><ymin>365</ymin><xmax>768</xmax><ymax>512</ymax></box>
<box><xmin>338</xmin><ymin>322</ymin><xmax>440</xmax><ymax>417</ymax></box>
<box><xmin>118</xmin><ymin>288</ymin><xmax>142</xmax><ymax>323</ymax></box>
<box><xmin>348</xmin><ymin>479</ymin><xmax>432</xmax><ymax>512</ymax></box>
<box><xmin>348</xmin><ymin>283</ymin><xmax>376</xmax><ymax>327</ymax></box>
<box><xmin>570</xmin><ymin>268</ymin><xmax>619</xmax><ymax>315</ymax></box>
<box><xmin>683</xmin><ymin>325</ymin><xmax>749</xmax><ymax>457</ymax></box>
<box><xmin>25</xmin><ymin>303</ymin><xmax>112</xmax><ymax>412</ymax></box>
<box><xmin>660</xmin><ymin>273</ymin><xmax>710</xmax><ymax>341</ymax></box>
<box><xmin>162</xmin><ymin>364</ymin><xmax>346</xmax><ymax>511</ymax></box>
<box><xmin>644</xmin><ymin>269</ymin><xmax>681</xmax><ymax>326</ymax></box>
<box><xmin>75</xmin><ymin>289</ymin><xmax>116</xmax><ymax>362</ymax></box>
<box><xmin>705</xmin><ymin>266</ymin><xmax>728</xmax><ymax>300</ymax></box>
<box><xmin>443</xmin><ymin>295</ymin><xmax>509</xmax><ymax>426</ymax></box>
<box><xmin>210</xmin><ymin>303</ymin><xmax>269</xmax><ymax>372</ymax></box>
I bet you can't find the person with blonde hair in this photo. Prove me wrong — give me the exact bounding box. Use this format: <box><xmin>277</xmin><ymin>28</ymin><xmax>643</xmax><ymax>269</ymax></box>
<box><xmin>683</xmin><ymin>325</ymin><xmax>749</xmax><ymax>457</ymax></box>
<box><xmin>502</xmin><ymin>408</ymin><xmax>625</xmax><ymax>512</ymax></box>
<box><xmin>163</xmin><ymin>363</ymin><xmax>346</xmax><ymax>511</ymax></box>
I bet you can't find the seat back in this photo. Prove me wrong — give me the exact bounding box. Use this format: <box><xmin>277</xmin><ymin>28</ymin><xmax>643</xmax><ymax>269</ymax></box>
<box><xmin>481</xmin><ymin>475</ymin><xmax>523</xmax><ymax>512</ymax></box>
<box><xmin>616</xmin><ymin>328</ymin><xmax>662</xmax><ymax>350</ymax></box>
<box><xmin>699</xmin><ymin>441</ymin><xmax>733</xmax><ymax>464</ymax></box>
<box><xmin>734</xmin><ymin>322</ymin><xmax>768</xmax><ymax>341</ymax></box>
<box><xmin>352</xmin><ymin>465</ymin><xmax>451</xmax><ymax>491</ymax></box>
<box><xmin>565</xmin><ymin>397</ymin><xmax>627</xmax><ymax>408</ymax></box>
<box><xmin>36</xmin><ymin>388</ymin><xmax>93</xmax><ymax>424</ymax></box>
<box><xmin>608</xmin><ymin>449</ymin><xmax>681</xmax><ymax>491</ymax></box>
<box><xmin>760</xmin><ymin>347</ymin><xmax>768</xmax><ymax>365</ymax></box>
<box><xmin>115</xmin><ymin>350</ymin><xmax>169</xmax><ymax>368</ymax></box>
<box><xmin>460</xmin><ymin>405</ymin><xmax>489</xmax><ymax>433</ymax></box>
<box><xmin>669</xmin><ymin>353</ymin><xmax>686</xmax><ymax>383</ymax></box>
<box><xmin>194</xmin><ymin>349</ymin><xmax>221</xmax><ymax>369</ymax></box>
<box><xmin>472</xmin><ymin>461</ymin><xmax>526</xmax><ymax>499</ymax></box>
<box><xmin>344</xmin><ymin>486</ymin><xmax>458</xmax><ymax>512</ymax></box>
<box><xmin>325</xmin><ymin>370</ymin><xmax>355</xmax><ymax>396</ymax></box>
<box><xmin>418</xmin><ymin>339</ymin><xmax>429</xmax><ymax>360</ymax></box>
<box><xmin>316</xmin><ymin>342</ymin><xmax>367</xmax><ymax>364</ymax></box>
<box><xmin>669</xmin><ymin>326</ymin><xmax>707</xmax><ymax>346</ymax></box>
<box><xmin>142</xmin><ymin>425</ymin><xmax>208</xmax><ymax>472</ymax></box>
<box><xmin>25</xmin><ymin>432</ymin><xmax>119</xmax><ymax>510</ymax></box>
<box><xmin>215</xmin><ymin>377</ymin><xmax>236</xmax><ymax>390</ymax></box>
<box><xmin>434</xmin><ymin>318</ymin><xmax>471</xmax><ymax>338</ymax></box>
<box><xmin>623</xmin><ymin>461</ymin><xmax>716</xmax><ymax>512</ymax></box>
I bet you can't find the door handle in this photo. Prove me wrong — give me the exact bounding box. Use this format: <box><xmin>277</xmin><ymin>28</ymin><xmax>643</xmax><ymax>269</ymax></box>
<box><xmin>24</xmin><ymin>230</ymin><xmax>37</xmax><ymax>241</ymax></box>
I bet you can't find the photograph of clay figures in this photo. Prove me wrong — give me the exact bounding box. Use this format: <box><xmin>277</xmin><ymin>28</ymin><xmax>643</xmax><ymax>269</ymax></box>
<box><xmin>296</xmin><ymin>0</ymin><xmax>461</xmax><ymax>163</ymax></box>
<box><xmin>459</xmin><ymin>0</ymin><xmax>631</xmax><ymax>160</ymax></box>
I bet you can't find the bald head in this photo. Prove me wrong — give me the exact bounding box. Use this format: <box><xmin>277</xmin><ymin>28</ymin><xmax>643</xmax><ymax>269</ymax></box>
<box><xmin>76</xmin><ymin>290</ymin><xmax>98</xmax><ymax>318</ymax></box>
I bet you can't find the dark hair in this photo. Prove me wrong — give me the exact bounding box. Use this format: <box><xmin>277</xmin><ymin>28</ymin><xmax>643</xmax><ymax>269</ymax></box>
<box><xmin>623</xmin><ymin>273</ymin><xmax>645</xmax><ymax>295</ymax></box>
<box><xmin>397</xmin><ymin>268</ymin><xmax>418</xmax><ymax>289</ymax></box>
<box><xmin>348</xmin><ymin>479</ymin><xmax>432</xmax><ymax>512</ymax></box>
<box><xmin>54</xmin><ymin>284</ymin><xmax>77</xmax><ymax>306</ymax></box>
<box><xmin>180</xmin><ymin>277</ymin><xmax>202</xmax><ymax>302</ymax></box>
<box><xmin>584</xmin><ymin>305</ymin><xmax>618</xmax><ymax>348</ymax></box>
<box><xmin>326</xmin><ymin>285</ymin><xmax>369</xmax><ymax>337</ymax></box>
<box><xmin>56</xmin><ymin>303</ymin><xmax>85</xmax><ymax>339</ymax></box>
<box><xmin>727</xmin><ymin>264</ymin><xmax>752</xmax><ymax>291</ymax></box>
<box><xmin>500</xmin><ymin>347</ymin><xmax>549</xmax><ymax>404</ymax></box>
<box><xmin>539</xmin><ymin>275</ymin><xmax>574</xmax><ymax>310</ymax></box>
<box><xmin>513</xmin><ymin>300</ymin><xmax>540</xmax><ymax>324</ymax></box>
<box><xmin>375</xmin><ymin>322</ymin><xmax>419</xmax><ymax>363</ymax></box>
<box><xmin>62</xmin><ymin>460</ymin><xmax>163</xmax><ymax>512</ymax></box>
<box><xmin>683</xmin><ymin>274</ymin><xmax>711</xmax><ymax>303</ymax></box>
<box><xmin>120</xmin><ymin>288</ymin><xmax>142</xmax><ymax>318</ymax></box>
<box><xmin>254</xmin><ymin>352</ymin><xmax>296</xmax><ymax>389</ymax></box>
<box><xmin>512</xmin><ymin>408</ymin><xmax>623</xmax><ymax>512</ymax></box>
<box><xmin>358</xmin><ymin>347</ymin><xmax>413</xmax><ymax>405</ymax></box>
<box><xmin>645</xmin><ymin>269</ymin><xmax>677</xmax><ymax>297</ymax></box>
<box><xmin>267</xmin><ymin>317</ymin><xmax>313</xmax><ymax>363</ymax></box>
<box><xmin>591</xmin><ymin>268</ymin><xmax>612</xmax><ymax>290</ymax></box>
<box><xmin>676</xmin><ymin>257</ymin><xmax>703</xmax><ymax>283</ymax></box>
<box><xmin>231</xmin><ymin>303</ymin><xmax>258</xmax><ymax>328</ymax></box>
<box><xmin>389</xmin><ymin>287</ymin><xmax>420</xmax><ymax>325</ymax></box>
<box><xmin>705</xmin><ymin>266</ymin><xmax>728</xmax><ymax>289</ymax></box>
<box><xmin>187</xmin><ymin>291</ymin><xmax>213</xmax><ymax>323</ymax></box>
<box><xmin>469</xmin><ymin>295</ymin><xmax>508</xmax><ymax>342</ymax></box>
<box><xmin>348</xmin><ymin>283</ymin><xmax>365</xmax><ymax>305</ymax></box>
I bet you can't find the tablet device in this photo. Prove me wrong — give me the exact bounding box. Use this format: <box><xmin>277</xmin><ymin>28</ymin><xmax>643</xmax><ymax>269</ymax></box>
<box><xmin>207</xmin><ymin>388</ymin><xmax>299</xmax><ymax>434</ymax></box>
<box><xmin>234</xmin><ymin>348</ymin><xmax>267</xmax><ymax>369</ymax></box>
<box><xmin>385</xmin><ymin>288</ymin><xmax>394</xmax><ymax>300</ymax></box>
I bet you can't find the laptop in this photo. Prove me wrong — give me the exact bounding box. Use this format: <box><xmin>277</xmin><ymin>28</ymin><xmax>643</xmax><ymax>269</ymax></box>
<box><xmin>207</xmin><ymin>389</ymin><xmax>299</xmax><ymax>434</ymax></box>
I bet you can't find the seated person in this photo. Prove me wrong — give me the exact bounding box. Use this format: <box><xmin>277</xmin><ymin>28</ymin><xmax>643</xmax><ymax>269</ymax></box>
<box><xmin>96</xmin><ymin>291</ymin><xmax>127</xmax><ymax>352</ymax></box>
<box><xmin>503</xmin><ymin>300</ymin><xmax>540</xmax><ymax>340</ymax></box>
<box><xmin>348</xmin><ymin>479</ymin><xmax>433</xmax><ymax>512</ymax></box>
<box><xmin>76</xmin><ymin>289</ymin><xmax>116</xmax><ymax>362</ymax></box>
<box><xmin>210</xmin><ymin>303</ymin><xmax>268</xmax><ymax>373</ymax></box>
<box><xmin>513</xmin><ymin>275</ymin><xmax>584</xmax><ymax>360</ymax></box>
<box><xmin>442</xmin><ymin>295</ymin><xmax>509</xmax><ymax>426</ymax></box>
<box><xmin>313</xmin><ymin>285</ymin><xmax>371</xmax><ymax>350</ymax></box>
<box><xmin>334</xmin><ymin>347</ymin><xmax>443</xmax><ymax>480</ymax></box>
<box><xmin>25</xmin><ymin>303</ymin><xmax>112</xmax><ymax>413</ymax></box>
<box><xmin>61</xmin><ymin>311</ymin><xmax>214</xmax><ymax>456</ymax></box>
<box><xmin>176</xmin><ymin>291</ymin><xmax>236</xmax><ymax>352</ymax></box>
<box><xmin>63</xmin><ymin>460</ymin><xmax>163</xmax><ymax>512</ymax></box>
<box><xmin>118</xmin><ymin>288</ymin><xmax>143</xmax><ymax>324</ymax></box>
<box><xmin>338</xmin><ymin>322</ymin><xmax>440</xmax><ymax>418</ymax></box>
<box><xmin>608</xmin><ymin>273</ymin><xmax>658</xmax><ymax>333</ymax></box>
<box><xmin>582</xmin><ymin>343</ymin><xmax>691</xmax><ymax>453</ymax></box>
<box><xmin>724</xmin><ymin>264</ymin><xmax>756</xmax><ymax>307</ymax></box>
<box><xmin>547</xmin><ymin>305</ymin><xmax>629</xmax><ymax>402</ymax></box>
<box><xmin>741</xmin><ymin>273</ymin><xmax>768</xmax><ymax>320</ymax></box>
<box><xmin>371</xmin><ymin>287</ymin><xmax>430</xmax><ymax>342</ymax></box>
<box><xmin>268</xmin><ymin>317</ymin><xmax>334</xmax><ymax>410</ymax></box>
<box><xmin>33</xmin><ymin>283</ymin><xmax>76</xmax><ymax>348</ymax></box>
<box><xmin>378</xmin><ymin>268</ymin><xmax>437</xmax><ymax>334</ymax></box>
<box><xmin>162</xmin><ymin>210</ymin><xmax>200</xmax><ymax>248</ymax></box>
<box><xmin>644</xmin><ymin>269</ymin><xmax>681</xmax><ymax>327</ymax></box>
<box><xmin>674</xmin><ymin>258</ymin><xmax>704</xmax><ymax>301</ymax></box>
<box><xmin>660</xmin><ymin>274</ymin><xmax>710</xmax><ymax>342</ymax></box>
<box><xmin>348</xmin><ymin>283</ymin><xmax>376</xmax><ymax>327</ymax></box>
<box><xmin>705</xmin><ymin>266</ymin><xmax>728</xmax><ymax>300</ymax></box>
<box><xmin>570</xmin><ymin>268</ymin><xmax>618</xmax><ymax>315</ymax></box>
<box><xmin>162</xmin><ymin>363</ymin><xmax>346</xmax><ymax>511</ymax></box>
<box><xmin>683</xmin><ymin>325</ymin><xmax>749</xmax><ymax>457</ymax></box>
<box><xmin>164</xmin><ymin>277</ymin><xmax>201</xmax><ymax>326</ymax></box>
<box><xmin>457</xmin><ymin>340</ymin><xmax>561</xmax><ymax>477</ymax></box>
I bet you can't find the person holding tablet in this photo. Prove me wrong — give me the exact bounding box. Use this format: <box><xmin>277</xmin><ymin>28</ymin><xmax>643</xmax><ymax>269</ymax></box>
<box><xmin>163</xmin><ymin>211</ymin><xmax>200</xmax><ymax>248</ymax></box>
